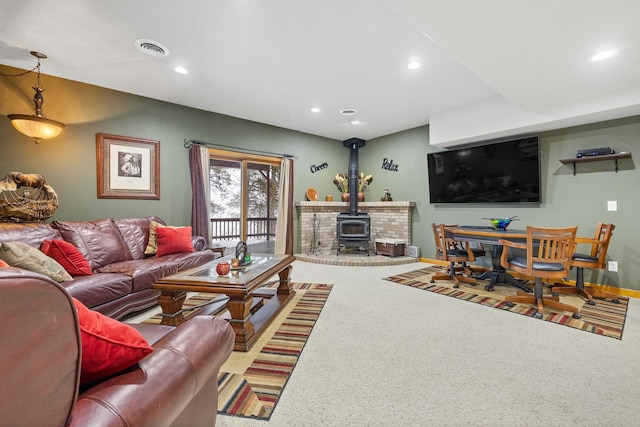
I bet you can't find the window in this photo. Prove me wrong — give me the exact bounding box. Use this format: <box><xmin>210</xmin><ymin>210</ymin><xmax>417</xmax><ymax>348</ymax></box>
<box><xmin>209</xmin><ymin>149</ymin><xmax>280</xmax><ymax>254</ymax></box>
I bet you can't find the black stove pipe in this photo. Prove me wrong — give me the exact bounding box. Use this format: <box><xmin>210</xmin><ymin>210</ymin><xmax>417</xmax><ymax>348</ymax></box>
<box><xmin>343</xmin><ymin>137</ymin><xmax>366</xmax><ymax>216</ymax></box>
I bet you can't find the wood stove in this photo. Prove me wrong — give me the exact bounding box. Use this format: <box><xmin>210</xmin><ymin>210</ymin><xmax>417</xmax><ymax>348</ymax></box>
<box><xmin>336</xmin><ymin>213</ymin><xmax>370</xmax><ymax>255</ymax></box>
<box><xmin>337</xmin><ymin>138</ymin><xmax>371</xmax><ymax>255</ymax></box>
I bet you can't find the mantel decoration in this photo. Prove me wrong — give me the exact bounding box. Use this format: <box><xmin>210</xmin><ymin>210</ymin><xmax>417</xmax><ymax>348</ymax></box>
<box><xmin>96</xmin><ymin>133</ymin><xmax>160</xmax><ymax>199</ymax></box>
<box><xmin>357</xmin><ymin>172</ymin><xmax>373</xmax><ymax>192</ymax></box>
<box><xmin>4</xmin><ymin>51</ymin><xmax>65</xmax><ymax>143</ymax></box>
<box><xmin>333</xmin><ymin>172</ymin><xmax>373</xmax><ymax>202</ymax></box>
<box><xmin>333</xmin><ymin>173</ymin><xmax>349</xmax><ymax>193</ymax></box>
<box><xmin>0</xmin><ymin>172</ymin><xmax>59</xmax><ymax>222</ymax></box>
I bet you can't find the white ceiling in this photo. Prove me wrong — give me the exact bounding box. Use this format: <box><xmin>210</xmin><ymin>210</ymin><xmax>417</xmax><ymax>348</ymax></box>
<box><xmin>2</xmin><ymin>0</ymin><xmax>640</xmax><ymax>144</ymax></box>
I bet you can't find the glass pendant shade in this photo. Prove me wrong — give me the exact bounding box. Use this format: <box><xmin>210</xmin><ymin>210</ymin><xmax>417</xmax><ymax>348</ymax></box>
<box><xmin>6</xmin><ymin>51</ymin><xmax>65</xmax><ymax>143</ymax></box>
<box><xmin>8</xmin><ymin>114</ymin><xmax>65</xmax><ymax>142</ymax></box>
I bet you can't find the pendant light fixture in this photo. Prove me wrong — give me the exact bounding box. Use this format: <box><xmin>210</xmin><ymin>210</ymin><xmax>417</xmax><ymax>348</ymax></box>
<box><xmin>7</xmin><ymin>51</ymin><xmax>65</xmax><ymax>143</ymax></box>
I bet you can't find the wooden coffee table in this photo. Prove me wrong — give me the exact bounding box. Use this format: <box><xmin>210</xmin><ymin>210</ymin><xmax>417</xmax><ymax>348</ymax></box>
<box><xmin>154</xmin><ymin>254</ymin><xmax>295</xmax><ymax>351</ymax></box>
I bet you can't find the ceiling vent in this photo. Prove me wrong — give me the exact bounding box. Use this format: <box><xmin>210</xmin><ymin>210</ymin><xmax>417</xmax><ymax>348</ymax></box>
<box><xmin>134</xmin><ymin>39</ymin><xmax>169</xmax><ymax>57</ymax></box>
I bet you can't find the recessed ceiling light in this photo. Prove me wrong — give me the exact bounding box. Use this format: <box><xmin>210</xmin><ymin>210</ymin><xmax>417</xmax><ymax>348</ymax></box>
<box><xmin>174</xmin><ymin>66</ymin><xmax>188</xmax><ymax>74</ymax></box>
<box><xmin>310</xmin><ymin>107</ymin><xmax>320</xmax><ymax>113</ymax></box>
<box><xmin>407</xmin><ymin>61</ymin><xmax>420</xmax><ymax>70</ymax></box>
<box><xmin>350</xmin><ymin>119</ymin><xmax>360</xmax><ymax>125</ymax></box>
<box><xmin>340</xmin><ymin>108</ymin><xmax>357</xmax><ymax>115</ymax></box>
<box><xmin>591</xmin><ymin>50</ymin><xmax>618</xmax><ymax>62</ymax></box>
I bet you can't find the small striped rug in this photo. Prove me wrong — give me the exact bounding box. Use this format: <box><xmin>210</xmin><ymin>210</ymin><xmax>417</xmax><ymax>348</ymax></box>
<box><xmin>144</xmin><ymin>282</ymin><xmax>332</xmax><ymax>420</ymax></box>
<box><xmin>384</xmin><ymin>267</ymin><xmax>628</xmax><ymax>340</ymax></box>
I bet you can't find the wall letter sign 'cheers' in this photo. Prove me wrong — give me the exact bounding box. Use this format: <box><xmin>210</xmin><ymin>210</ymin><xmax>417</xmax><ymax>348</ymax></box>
<box><xmin>310</xmin><ymin>162</ymin><xmax>328</xmax><ymax>173</ymax></box>
<box><xmin>381</xmin><ymin>158</ymin><xmax>399</xmax><ymax>172</ymax></box>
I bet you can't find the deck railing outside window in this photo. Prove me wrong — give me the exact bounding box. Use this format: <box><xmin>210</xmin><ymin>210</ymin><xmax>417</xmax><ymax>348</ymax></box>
<box><xmin>210</xmin><ymin>217</ymin><xmax>277</xmax><ymax>241</ymax></box>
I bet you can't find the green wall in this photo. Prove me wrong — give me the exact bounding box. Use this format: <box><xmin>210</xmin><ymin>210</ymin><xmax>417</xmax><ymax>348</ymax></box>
<box><xmin>2</xmin><ymin>65</ymin><xmax>639</xmax><ymax>291</ymax></box>
<box><xmin>1</xmin><ymin>65</ymin><xmax>339</xmax><ymax>225</ymax></box>
<box><xmin>362</xmin><ymin>118</ymin><xmax>640</xmax><ymax>292</ymax></box>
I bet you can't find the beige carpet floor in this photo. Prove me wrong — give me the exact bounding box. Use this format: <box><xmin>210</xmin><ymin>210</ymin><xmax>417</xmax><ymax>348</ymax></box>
<box><xmin>216</xmin><ymin>260</ymin><xmax>640</xmax><ymax>427</ymax></box>
<box><xmin>131</xmin><ymin>260</ymin><xmax>640</xmax><ymax>426</ymax></box>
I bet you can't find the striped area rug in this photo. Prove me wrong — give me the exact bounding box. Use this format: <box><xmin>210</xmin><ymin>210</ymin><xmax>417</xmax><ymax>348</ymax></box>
<box><xmin>143</xmin><ymin>282</ymin><xmax>332</xmax><ymax>420</ymax></box>
<box><xmin>384</xmin><ymin>267</ymin><xmax>628</xmax><ymax>340</ymax></box>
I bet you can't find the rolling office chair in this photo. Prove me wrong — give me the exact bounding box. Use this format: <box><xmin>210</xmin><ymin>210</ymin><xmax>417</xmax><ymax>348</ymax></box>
<box><xmin>430</xmin><ymin>223</ymin><xmax>486</xmax><ymax>288</ymax></box>
<box><xmin>551</xmin><ymin>223</ymin><xmax>619</xmax><ymax>304</ymax></box>
<box><xmin>500</xmin><ymin>225</ymin><xmax>580</xmax><ymax>319</ymax></box>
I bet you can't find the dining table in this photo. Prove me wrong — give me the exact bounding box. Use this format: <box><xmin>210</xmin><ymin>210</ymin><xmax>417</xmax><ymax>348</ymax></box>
<box><xmin>448</xmin><ymin>226</ymin><xmax>532</xmax><ymax>292</ymax></box>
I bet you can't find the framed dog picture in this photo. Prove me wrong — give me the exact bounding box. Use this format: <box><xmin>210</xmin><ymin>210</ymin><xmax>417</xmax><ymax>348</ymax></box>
<box><xmin>96</xmin><ymin>133</ymin><xmax>160</xmax><ymax>199</ymax></box>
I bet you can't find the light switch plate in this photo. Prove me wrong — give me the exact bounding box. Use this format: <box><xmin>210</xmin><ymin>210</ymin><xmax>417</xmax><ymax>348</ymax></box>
<box><xmin>607</xmin><ymin>200</ymin><xmax>617</xmax><ymax>211</ymax></box>
<box><xmin>608</xmin><ymin>261</ymin><xmax>618</xmax><ymax>272</ymax></box>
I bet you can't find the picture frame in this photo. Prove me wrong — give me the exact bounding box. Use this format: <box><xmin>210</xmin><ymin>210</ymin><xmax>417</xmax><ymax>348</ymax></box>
<box><xmin>96</xmin><ymin>133</ymin><xmax>160</xmax><ymax>199</ymax></box>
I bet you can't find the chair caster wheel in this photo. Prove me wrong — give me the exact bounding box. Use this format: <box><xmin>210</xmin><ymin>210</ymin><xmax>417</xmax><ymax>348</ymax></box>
<box><xmin>430</xmin><ymin>279</ymin><xmax>435</xmax><ymax>283</ymax></box>
<box><xmin>552</xmin><ymin>292</ymin><xmax>559</xmax><ymax>297</ymax></box>
<box><xmin>572</xmin><ymin>313</ymin><xmax>582</xmax><ymax>319</ymax></box>
<box><xmin>612</xmin><ymin>299</ymin><xmax>621</xmax><ymax>304</ymax></box>
<box><xmin>505</xmin><ymin>302</ymin><xmax>515</xmax><ymax>308</ymax></box>
<box><xmin>534</xmin><ymin>312</ymin><xmax>543</xmax><ymax>319</ymax></box>
<box><xmin>587</xmin><ymin>300</ymin><xmax>596</xmax><ymax>306</ymax></box>
<box><xmin>453</xmin><ymin>285</ymin><xmax>459</xmax><ymax>289</ymax></box>
<box><xmin>470</xmin><ymin>283</ymin><xmax>477</xmax><ymax>287</ymax></box>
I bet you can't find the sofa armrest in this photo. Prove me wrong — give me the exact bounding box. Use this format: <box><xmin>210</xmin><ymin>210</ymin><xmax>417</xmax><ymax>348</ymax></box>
<box><xmin>191</xmin><ymin>235</ymin><xmax>208</xmax><ymax>251</ymax></box>
<box><xmin>70</xmin><ymin>316</ymin><xmax>234</xmax><ymax>427</ymax></box>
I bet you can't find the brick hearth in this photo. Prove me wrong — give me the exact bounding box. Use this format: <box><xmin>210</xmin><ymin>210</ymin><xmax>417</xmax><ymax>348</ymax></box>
<box><xmin>295</xmin><ymin>201</ymin><xmax>415</xmax><ymax>257</ymax></box>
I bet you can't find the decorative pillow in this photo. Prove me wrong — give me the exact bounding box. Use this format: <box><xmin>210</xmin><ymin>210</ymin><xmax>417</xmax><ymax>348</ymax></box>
<box><xmin>155</xmin><ymin>226</ymin><xmax>195</xmax><ymax>257</ymax></box>
<box><xmin>41</xmin><ymin>240</ymin><xmax>92</xmax><ymax>276</ymax></box>
<box><xmin>0</xmin><ymin>259</ymin><xmax>9</xmax><ymax>268</ymax></box>
<box><xmin>72</xmin><ymin>298</ymin><xmax>153</xmax><ymax>385</ymax></box>
<box><xmin>144</xmin><ymin>221</ymin><xmax>163</xmax><ymax>255</ymax></box>
<box><xmin>0</xmin><ymin>241</ymin><xmax>73</xmax><ymax>282</ymax></box>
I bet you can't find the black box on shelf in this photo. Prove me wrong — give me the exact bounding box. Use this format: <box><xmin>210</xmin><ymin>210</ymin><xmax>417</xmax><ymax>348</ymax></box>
<box><xmin>576</xmin><ymin>147</ymin><xmax>614</xmax><ymax>158</ymax></box>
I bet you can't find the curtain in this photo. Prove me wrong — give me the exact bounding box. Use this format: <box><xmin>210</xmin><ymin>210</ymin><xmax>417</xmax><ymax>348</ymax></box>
<box><xmin>275</xmin><ymin>158</ymin><xmax>294</xmax><ymax>255</ymax></box>
<box><xmin>188</xmin><ymin>144</ymin><xmax>211</xmax><ymax>244</ymax></box>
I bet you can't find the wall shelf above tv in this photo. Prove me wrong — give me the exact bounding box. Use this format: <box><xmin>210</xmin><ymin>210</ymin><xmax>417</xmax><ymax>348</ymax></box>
<box><xmin>559</xmin><ymin>152</ymin><xmax>632</xmax><ymax>175</ymax></box>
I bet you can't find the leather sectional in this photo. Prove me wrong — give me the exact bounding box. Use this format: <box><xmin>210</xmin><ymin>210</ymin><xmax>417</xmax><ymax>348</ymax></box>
<box><xmin>0</xmin><ymin>266</ymin><xmax>235</xmax><ymax>427</ymax></box>
<box><xmin>0</xmin><ymin>216</ymin><xmax>217</xmax><ymax>319</ymax></box>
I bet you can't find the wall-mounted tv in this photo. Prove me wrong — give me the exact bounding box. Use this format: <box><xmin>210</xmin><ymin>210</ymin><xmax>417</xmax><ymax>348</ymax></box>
<box><xmin>427</xmin><ymin>136</ymin><xmax>541</xmax><ymax>204</ymax></box>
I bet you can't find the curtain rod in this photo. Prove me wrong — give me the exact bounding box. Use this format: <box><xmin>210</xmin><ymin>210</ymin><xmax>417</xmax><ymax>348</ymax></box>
<box><xmin>184</xmin><ymin>139</ymin><xmax>297</xmax><ymax>159</ymax></box>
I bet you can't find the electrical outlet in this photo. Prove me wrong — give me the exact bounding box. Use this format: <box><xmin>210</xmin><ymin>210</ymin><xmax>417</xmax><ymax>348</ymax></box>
<box><xmin>608</xmin><ymin>261</ymin><xmax>618</xmax><ymax>272</ymax></box>
<box><xmin>607</xmin><ymin>200</ymin><xmax>617</xmax><ymax>211</ymax></box>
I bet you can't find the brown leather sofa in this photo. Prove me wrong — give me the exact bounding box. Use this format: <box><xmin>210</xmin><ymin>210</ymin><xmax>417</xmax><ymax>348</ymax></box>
<box><xmin>0</xmin><ymin>216</ymin><xmax>217</xmax><ymax>319</ymax></box>
<box><xmin>0</xmin><ymin>267</ymin><xmax>235</xmax><ymax>427</ymax></box>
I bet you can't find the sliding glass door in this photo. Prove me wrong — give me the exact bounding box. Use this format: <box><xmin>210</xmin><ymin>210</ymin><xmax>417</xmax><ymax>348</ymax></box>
<box><xmin>209</xmin><ymin>149</ymin><xmax>280</xmax><ymax>254</ymax></box>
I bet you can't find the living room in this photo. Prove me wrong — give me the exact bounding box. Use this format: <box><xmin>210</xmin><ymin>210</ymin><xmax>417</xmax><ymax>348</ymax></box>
<box><xmin>2</xmin><ymin>2</ymin><xmax>640</xmax><ymax>425</ymax></box>
<box><xmin>1</xmin><ymin>68</ymin><xmax>639</xmax><ymax>295</ymax></box>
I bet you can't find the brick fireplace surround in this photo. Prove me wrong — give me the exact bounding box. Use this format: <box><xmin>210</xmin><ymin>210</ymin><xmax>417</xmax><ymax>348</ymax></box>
<box><xmin>295</xmin><ymin>201</ymin><xmax>415</xmax><ymax>258</ymax></box>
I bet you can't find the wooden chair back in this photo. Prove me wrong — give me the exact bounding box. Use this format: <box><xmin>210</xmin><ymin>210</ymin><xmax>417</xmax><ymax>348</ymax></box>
<box><xmin>502</xmin><ymin>225</ymin><xmax>578</xmax><ymax>281</ymax></box>
<box><xmin>573</xmin><ymin>223</ymin><xmax>615</xmax><ymax>269</ymax></box>
<box><xmin>431</xmin><ymin>223</ymin><xmax>475</xmax><ymax>262</ymax></box>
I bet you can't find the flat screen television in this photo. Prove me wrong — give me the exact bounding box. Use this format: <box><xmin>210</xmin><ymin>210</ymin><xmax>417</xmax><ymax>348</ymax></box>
<box><xmin>427</xmin><ymin>136</ymin><xmax>541</xmax><ymax>204</ymax></box>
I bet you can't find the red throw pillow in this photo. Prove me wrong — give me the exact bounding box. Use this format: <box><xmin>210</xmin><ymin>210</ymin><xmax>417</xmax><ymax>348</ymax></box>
<box><xmin>155</xmin><ymin>225</ymin><xmax>195</xmax><ymax>257</ymax></box>
<box><xmin>41</xmin><ymin>240</ymin><xmax>92</xmax><ymax>276</ymax></box>
<box><xmin>0</xmin><ymin>259</ymin><xmax>9</xmax><ymax>267</ymax></box>
<box><xmin>72</xmin><ymin>298</ymin><xmax>153</xmax><ymax>385</ymax></box>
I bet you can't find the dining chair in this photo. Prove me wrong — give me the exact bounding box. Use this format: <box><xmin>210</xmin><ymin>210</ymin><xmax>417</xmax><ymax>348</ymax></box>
<box><xmin>430</xmin><ymin>223</ymin><xmax>486</xmax><ymax>288</ymax></box>
<box><xmin>550</xmin><ymin>223</ymin><xmax>619</xmax><ymax>305</ymax></box>
<box><xmin>499</xmin><ymin>225</ymin><xmax>580</xmax><ymax>319</ymax></box>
